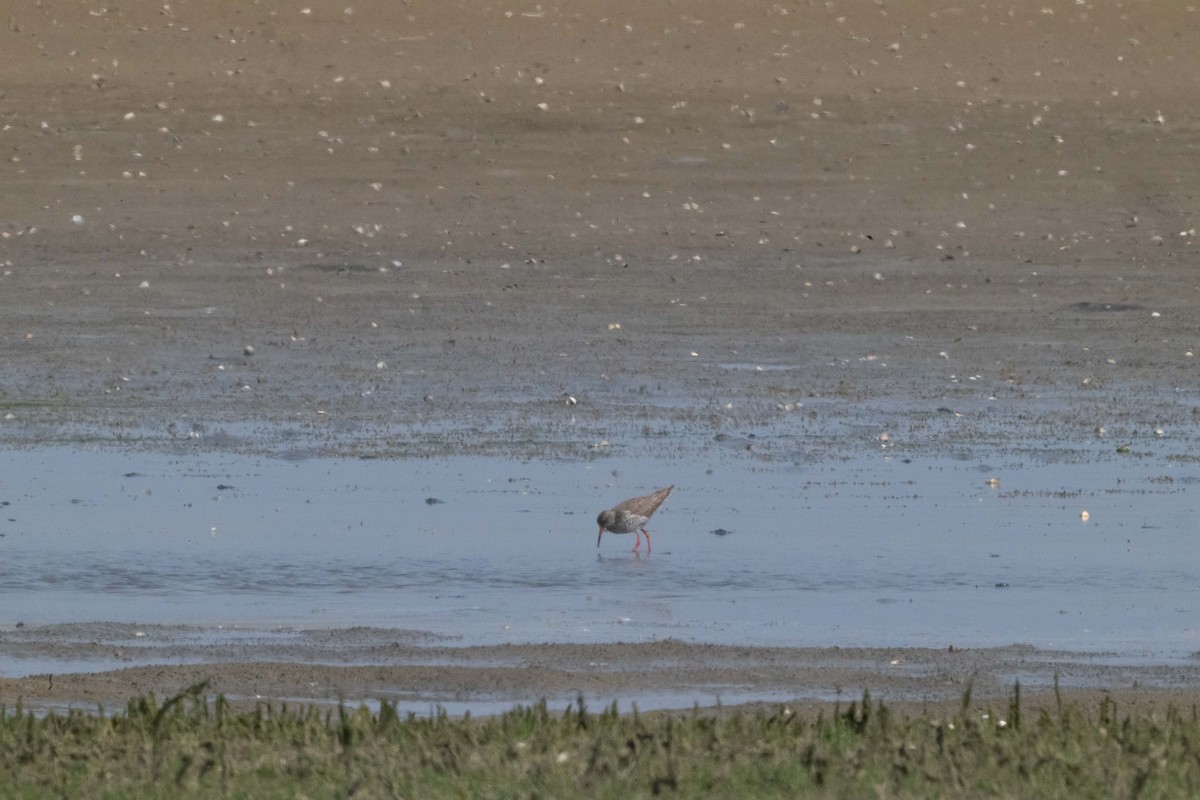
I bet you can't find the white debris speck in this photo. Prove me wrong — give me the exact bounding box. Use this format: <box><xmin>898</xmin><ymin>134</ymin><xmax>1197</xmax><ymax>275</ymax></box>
<box><xmin>536</xmin><ymin>102</ymin><xmax>549</xmax><ymax>111</ymax></box>
<box><xmin>137</xmin><ymin>280</ymin><xmax>150</xmax><ymax>289</ymax></box>
<box><xmin>71</xmin><ymin>214</ymin><xmax>85</xmax><ymax>225</ymax></box>
<box><xmin>243</xmin><ymin>345</ymin><xmax>255</xmax><ymax>356</ymax></box>
<box><xmin>211</xmin><ymin>114</ymin><xmax>225</xmax><ymax>123</ymax></box>
<box><xmin>607</xmin><ymin>322</ymin><xmax>621</xmax><ymax>330</ymax></box>
<box><xmin>556</xmin><ymin>752</ymin><xmax>570</xmax><ymax>764</ymax></box>
<box><xmin>376</xmin><ymin>360</ymin><xmax>386</xmax><ymax>369</ymax></box>
<box><xmin>123</xmin><ymin>112</ymin><xmax>136</xmax><ymax>121</ymax></box>
<box><xmin>1080</xmin><ymin>510</ymin><xmax>1090</xmax><ymax>521</ymax></box>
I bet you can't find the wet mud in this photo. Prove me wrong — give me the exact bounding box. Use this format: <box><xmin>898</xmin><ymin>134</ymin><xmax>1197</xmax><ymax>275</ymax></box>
<box><xmin>3</xmin><ymin>625</ymin><xmax>1200</xmax><ymax>716</ymax></box>
<box><xmin>2</xmin><ymin>0</ymin><xmax>1199</xmax><ymax>711</ymax></box>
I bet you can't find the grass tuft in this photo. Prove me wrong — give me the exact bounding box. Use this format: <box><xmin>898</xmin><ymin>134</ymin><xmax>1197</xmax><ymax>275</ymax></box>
<box><xmin>1</xmin><ymin>688</ymin><xmax>1199</xmax><ymax>797</ymax></box>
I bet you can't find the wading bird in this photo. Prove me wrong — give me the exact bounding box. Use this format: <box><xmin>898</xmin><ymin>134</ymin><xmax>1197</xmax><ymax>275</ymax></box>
<box><xmin>596</xmin><ymin>485</ymin><xmax>673</xmax><ymax>553</ymax></box>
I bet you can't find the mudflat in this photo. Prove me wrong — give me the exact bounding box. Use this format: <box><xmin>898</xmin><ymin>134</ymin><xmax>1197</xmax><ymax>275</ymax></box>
<box><xmin>2</xmin><ymin>0</ymin><xmax>1198</xmax><ymax>712</ymax></box>
<box><xmin>3</xmin><ymin>627</ymin><xmax>1200</xmax><ymax>717</ymax></box>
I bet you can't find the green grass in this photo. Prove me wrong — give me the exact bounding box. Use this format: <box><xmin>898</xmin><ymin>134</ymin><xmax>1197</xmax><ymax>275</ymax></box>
<box><xmin>2</xmin><ymin>683</ymin><xmax>1199</xmax><ymax>799</ymax></box>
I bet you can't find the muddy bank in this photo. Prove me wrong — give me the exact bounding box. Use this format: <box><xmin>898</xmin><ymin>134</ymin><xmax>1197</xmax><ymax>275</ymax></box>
<box><xmin>2</xmin><ymin>1</ymin><xmax>1199</xmax><ymax>713</ymax></box>
<box><xmin>2</xmin><ymin>628</ymin><xmax>1199</xmax><ymax>715</ymax></box>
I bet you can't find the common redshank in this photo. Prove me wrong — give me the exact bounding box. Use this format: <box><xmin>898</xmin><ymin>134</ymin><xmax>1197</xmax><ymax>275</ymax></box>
<box><xmin>596</xmin><ymin>485</ymin><xmax>673</xmax><ymax>553</ymax></box>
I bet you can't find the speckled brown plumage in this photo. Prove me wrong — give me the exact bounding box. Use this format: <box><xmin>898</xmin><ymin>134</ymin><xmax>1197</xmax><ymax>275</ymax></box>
<box><xmin>596</xmin><ymin>485</ymin><xmax>673</xmax><ymax>553</ymax></box>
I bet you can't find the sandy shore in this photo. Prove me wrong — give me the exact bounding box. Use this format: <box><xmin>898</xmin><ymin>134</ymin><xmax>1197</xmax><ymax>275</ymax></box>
<box><xmin>2</xmin><ymin>0</ymin><xmax>1199</xmax><ymax>711</ymax></box>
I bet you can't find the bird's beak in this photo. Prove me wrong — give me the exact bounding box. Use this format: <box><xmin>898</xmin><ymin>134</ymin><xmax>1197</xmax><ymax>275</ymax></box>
<box><xmin>597</xmin><ymin>526</ymin><xmax>604</xmax><ymax>547</ymax></box>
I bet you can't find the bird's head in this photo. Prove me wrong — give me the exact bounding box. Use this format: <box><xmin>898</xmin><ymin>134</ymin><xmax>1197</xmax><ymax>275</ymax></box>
<box><xmin>596</xmin><ymin>510</ymin><xmax>614</xmax><ymax>529</ymax></box>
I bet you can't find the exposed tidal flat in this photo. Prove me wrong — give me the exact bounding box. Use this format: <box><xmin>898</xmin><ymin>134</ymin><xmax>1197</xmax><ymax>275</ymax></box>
<box><xmin>1</xmin><ymin>6</ymin><xmax>1199</xmax><ymax>792</ymax></box>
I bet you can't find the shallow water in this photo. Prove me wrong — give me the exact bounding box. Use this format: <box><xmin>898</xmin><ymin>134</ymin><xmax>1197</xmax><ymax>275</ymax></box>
<box><xmin>1</xmin><ymin>442</ymin><xmax>1197</xmax><ymax>679</ymax></box>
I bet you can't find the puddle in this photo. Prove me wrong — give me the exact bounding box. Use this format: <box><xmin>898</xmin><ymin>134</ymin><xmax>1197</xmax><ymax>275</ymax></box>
<box><xmin>245</xmin><ymin>689</ymin><xmax>830</xmax><ymax>720</ymax></box>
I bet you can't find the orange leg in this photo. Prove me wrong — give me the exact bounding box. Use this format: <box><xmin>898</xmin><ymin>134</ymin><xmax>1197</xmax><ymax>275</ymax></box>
<box><xmin>642</xmin><ymin>528</ymin><xmax>652</xmax><ymax>554</ymax></box>
<box><xmin>632</xmin><ymin>530</ymin><xmax>642</xmax><ymax>552</ymax></box>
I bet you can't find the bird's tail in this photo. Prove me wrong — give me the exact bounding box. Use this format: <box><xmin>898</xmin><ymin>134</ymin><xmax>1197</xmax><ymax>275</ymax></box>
<box><xmin>647</xmin><ymin>485</ymin><xmax>673</xmax><ymax>511</ymax></box>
